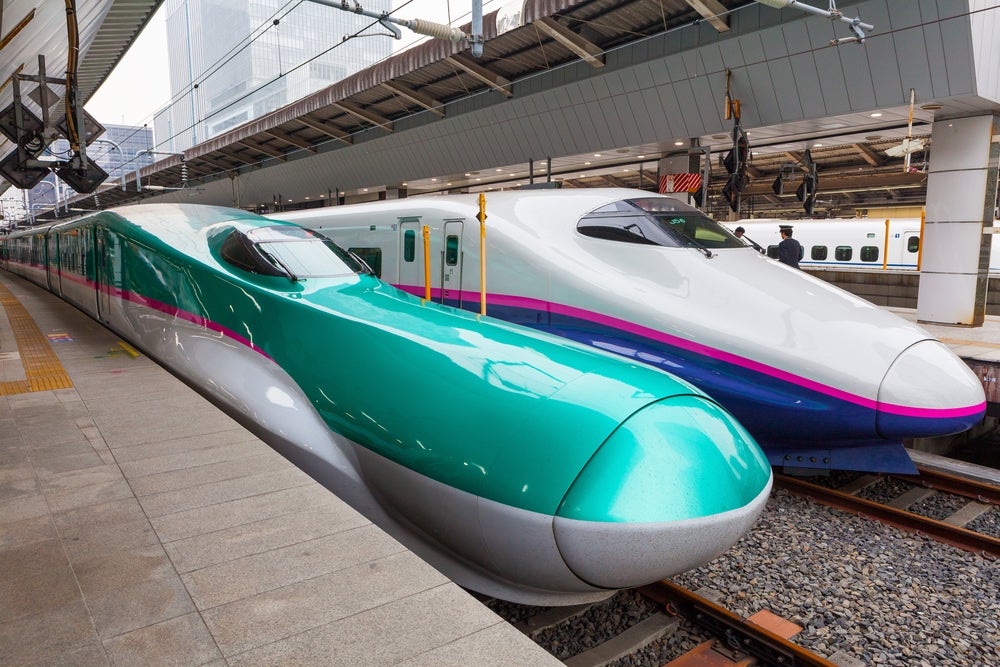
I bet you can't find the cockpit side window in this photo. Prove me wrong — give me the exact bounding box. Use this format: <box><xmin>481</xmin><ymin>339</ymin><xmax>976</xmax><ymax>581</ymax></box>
<box><xmin>220</xmin><ymin>226</ymin><xmax>367</xmax><ymax>279</ymax></box>
<box><xmin>221</xmin><ymin>230</ymin><xmax>286</xmax><ymax>276</ymax></box>
<box><xmin>577</xmin><ymin>198</ymin><xmax>744</xmax><ymax>249</ymax></box>
<box><xmin>577</xmin><ymin>214</ymin><xmax>668</xmax><ymax>245</ymax></box>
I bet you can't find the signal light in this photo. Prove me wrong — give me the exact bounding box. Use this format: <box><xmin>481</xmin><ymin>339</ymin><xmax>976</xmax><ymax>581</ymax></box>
<box><xmin>722</xmin><ymin>173</ymin><xmax>749</xmax><ymax>213</ymax></box>
<box><xmin>796</xmin><ymin>172</ymin><xmax>818</xmax><ymax>216</ymax></box>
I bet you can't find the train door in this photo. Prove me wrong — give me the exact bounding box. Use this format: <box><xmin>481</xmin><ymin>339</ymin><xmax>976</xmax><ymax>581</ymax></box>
<box><xmin>47</xmin><ymin>232</ymin><xmax>60</xmax><ymax>294</ymax></box>
<box><xmin>95</xmin><ymin>228</ymin><xmax>111</xmax><ymax>324</ymax></box>
<box><xmin>397</xmin><ymin>217</ymin><xmax>427</xmax><ymax>295</ymax></box>
<box><xmin>440</xmin><ymin>220</ymin><xmax>464</xmax><ymax>308</ymax></box>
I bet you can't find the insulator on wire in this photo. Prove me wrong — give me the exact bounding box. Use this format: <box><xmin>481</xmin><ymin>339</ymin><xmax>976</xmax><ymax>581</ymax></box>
<box><xmin>405</xmin><ymin>18</ymin><xmax>465</xmax><ymax>43</ymax></box>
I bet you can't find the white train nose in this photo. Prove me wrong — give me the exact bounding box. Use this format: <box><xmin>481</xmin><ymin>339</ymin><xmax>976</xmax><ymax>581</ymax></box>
<box><xmin>876</xmin><ymin>340</ymin><xmax>986</xmax><ymax>439</ymax></box>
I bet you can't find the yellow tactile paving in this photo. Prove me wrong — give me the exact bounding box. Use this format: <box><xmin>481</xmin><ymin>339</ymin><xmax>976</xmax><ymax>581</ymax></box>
<box><xmin>0</xmin><ymin>280</ymin><xmax>73</xmax><ymax>395</ymax></box>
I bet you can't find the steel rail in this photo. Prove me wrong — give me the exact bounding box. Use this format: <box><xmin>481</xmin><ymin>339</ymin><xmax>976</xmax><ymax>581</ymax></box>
<box><xmin>904</xmin><ymin>466</ymin><xmax>1000</xmax><ymax>505</ymax></box>
<box><xmin>639</xmin><ymin>581</ymin><xmax>839</xmax><ymax>667</ymax></box>
<box><xmin>775</xmin><ymin>475</ymin><xmax>1000</xmax><ymax>558</ymax></box>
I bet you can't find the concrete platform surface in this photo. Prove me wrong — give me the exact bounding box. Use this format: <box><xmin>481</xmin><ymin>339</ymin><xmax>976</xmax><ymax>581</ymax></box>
<box><xmin>890</xmin><ymin>307</ymin><xmax>1000</xmax><ymax>364</ymax></box>
<box><xmin>0</xmin><ymin>272</ymin><xmax>559</xmax><ymax>666</ymax></box>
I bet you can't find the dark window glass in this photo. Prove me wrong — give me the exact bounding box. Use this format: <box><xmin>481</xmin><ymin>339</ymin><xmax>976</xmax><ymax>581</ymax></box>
<box><xmin>404</xmin><ymin>230</ymin><xmax>416</xmax><ymax>262</ymax></box>
<box><xmin>221</xmin><ymin>226</ymin><xmax>365</xmax><ymax>279</ymax></box>
<box><xmin>766</xmin><ymin>245</ymin><xmax>779</xmax><ymax>259</ymax></box>
<box><xmin>577</xmin><ymin>198</ymin><xmax>744</xmax><ymax>249</ymax></box>
<box><xmin>811</xmin><ymin>245</ymin><xmax>828</xmax><ymax>260</ymax></box>
<box><xmin>577</xmin><ymin>214</ymin><xmax>665</xmax><ymax>245</ymax></box>
<box><xmin>835</xmin><ymin>246</ymin><xmax>853</xmax><ymax>261</ymax></box>
<box><xmin>349</xmin><ymin>247</ymin><xmax>382</xmax><ymax>278</ymax></box>
<box><xmin>860</xmin><ymin>246</ymin><xmax>879</xmax><ymax>262</ymax></box>
<box><xmin>907</xmin><ymin>237</ymin><xmax>920</xmax><ymax>253</ymax></box>
<box><xmin>445</xmin><ymin>235</ymin><xmax>459</xmax><ymax>266</ymax></box>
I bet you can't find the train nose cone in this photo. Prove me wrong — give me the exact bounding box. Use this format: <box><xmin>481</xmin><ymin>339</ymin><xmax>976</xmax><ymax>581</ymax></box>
<box><xmin>553</xmin><ymin>395</ymin><xmax>772</xmax><ymax>590</ymax></box>
<box><xmin>877</xmin><ymin>340</ymin><xmax>986</xmax><ymax>439</ymax></box>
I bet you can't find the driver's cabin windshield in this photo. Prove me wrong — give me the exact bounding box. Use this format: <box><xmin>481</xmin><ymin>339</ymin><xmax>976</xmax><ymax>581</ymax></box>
<box><xmin>221</xmin><ymin>225</ymin><xmax>368</xmax><ymax>279</ymax></box>
<box><xmin>576</xmin><ymin>198</ymin><xmax>745</xmax><ymax>249</ymax></box>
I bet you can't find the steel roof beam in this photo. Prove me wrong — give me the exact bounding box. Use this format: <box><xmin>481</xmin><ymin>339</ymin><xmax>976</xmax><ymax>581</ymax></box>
<box><xmin>684</xmin><ymin>0</ymin><xmax>730</xmax><ymax>32</ymax></box>
<box><xmin>263</xmin><ymin>129</ymin><xmax>317</xmax><ymax>153</ymax></box>
<box><xmin>446</xmin><ymin>55</ymin><xmax>513</xmax><ymax>98</ymax></box>
<box><xmin>380</xmin><ymin>81</ymin><xmax>445</xmax><ymax>117</ymax></box>
<box><xmin>331</xmin><ymin>101</ymin><xmax>393</xmax><ymax>131</ymax></box>
<box><xmin>236</xmin><ymin>140</ymin><xmax>286</xmax><ymax>161</ymax></box>
<box><xmin>852</xmin><ymin>143</ymin><xmax>885</xmax><ymax>167</ymax></box>
<box><xmin>533</xmin><ymin>17</ymin><xmax>605</xmax><ymax>68</ymax></box>
<box><xmin>298</xmin><ymin>116</ymin><xmax>353</xmax><ymax>145</ymax></box>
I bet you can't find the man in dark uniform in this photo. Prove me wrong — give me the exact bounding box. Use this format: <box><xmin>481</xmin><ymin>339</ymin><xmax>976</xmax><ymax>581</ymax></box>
<box><xmin>777</xmin><ymin>225</ymin><xmax>802</xmax><ymax>269</ymax></box>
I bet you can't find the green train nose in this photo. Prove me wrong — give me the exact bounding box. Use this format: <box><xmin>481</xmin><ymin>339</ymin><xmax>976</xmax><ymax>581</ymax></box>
<box><xmin>553</xmin><ymin>395</ymin><xmax>772</xmax><ymax>588</ymax></box>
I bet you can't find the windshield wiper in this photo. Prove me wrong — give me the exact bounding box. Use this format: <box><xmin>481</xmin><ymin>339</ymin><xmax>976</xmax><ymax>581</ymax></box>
<box><xmin>260</xmin><ymin>249</ymin><xmax>299</xmax><ymax>282</ymax></box>
<box><xmin>683</xmin><ymin>236</ymin><xmax>714</xmax><ymax>259</ymax></box>
<box><xmin>742</xmin><ymin>235</ymin><xmax>766</xmax><ymax>254</ymax></box>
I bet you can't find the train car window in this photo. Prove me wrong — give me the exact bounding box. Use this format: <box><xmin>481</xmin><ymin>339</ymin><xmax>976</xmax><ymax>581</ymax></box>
<box><xmin>860</xmin><ymin>246</ymin><xmax>879</xmax><ymax>262</ymax></box>
<box><xmin>404</xmin><ymin>230</ymin><xmax>416</xmax><ymax>262</ymax></box>
<box><xmin>349</xmin><ymin>247</ymin><xmax>382</xmax><ymax>278</ymax></box>
<box><xmin>907</xmin><ymin>237</ymin><xmax>920</xmax><ymax>253</ymax></box>
<box><xmin>835</xmin><ymin>246</ymin><xmax>853</xmax><ymax>261</ymax></box>
<box><xmin>766</xmin><ymin>245</ymin><xmax>779</xmax><ymax>259</ymax></box>
<box><xmin>811</xmin><ymin>246</ymin><xmax>828</xmax><ymax>260</ymax></box>
<box><xmin>445</xmin><ymin>235</ymin><xmax>459</xmax><ymax>265</ymax></box>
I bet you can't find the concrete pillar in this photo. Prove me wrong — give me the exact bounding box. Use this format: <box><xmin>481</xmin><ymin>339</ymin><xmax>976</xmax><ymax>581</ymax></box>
<box><xmin>917</xmin><ymin>114</ymin><xmax>1000</xmax><ymax>327</ymax></box>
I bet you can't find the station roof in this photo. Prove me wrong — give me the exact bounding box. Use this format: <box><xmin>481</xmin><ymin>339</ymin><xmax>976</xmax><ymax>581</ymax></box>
<box><xmin>0</xmin><ymin>0</ymin><xmax>162</xmax><ymax>195</ymax></box>
<box><xmin>14</xmin><ymin>1</ymin><xmax>1000</xmax><ymax>220</ymax></box>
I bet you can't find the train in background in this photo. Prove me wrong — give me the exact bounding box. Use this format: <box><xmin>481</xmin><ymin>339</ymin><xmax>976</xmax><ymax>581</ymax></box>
<box><xmin>274</xmin><ymin>189</ymin><xmax>987</xmax><ymax>474</ymax></box>
<box><xmin>732</xmin><ymin>217</ymin><xmax>1000</xmax><ymax>272</ymax></box>
<box><xmin>0</xmin><ymin>203</ymin><xmax>773</xmax><ymax>606</ymax></box>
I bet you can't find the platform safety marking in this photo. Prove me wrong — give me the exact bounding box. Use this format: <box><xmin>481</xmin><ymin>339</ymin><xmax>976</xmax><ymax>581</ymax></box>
<box><xmin>117</xmin><ymin>341</ymin><xmax>139</xmax><ymax>357</ymax></box>
<box><xmin>0</xmin><ymin>281</ymin><xmax>73</xmax><ymax>396</ymax></box>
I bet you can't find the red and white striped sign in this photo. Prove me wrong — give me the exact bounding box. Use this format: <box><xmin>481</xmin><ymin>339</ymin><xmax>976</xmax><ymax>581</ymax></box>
<box><xmin>659</xmin><ymin>173</ymin><xmax>702</xmax><ymax>193</ymax></box>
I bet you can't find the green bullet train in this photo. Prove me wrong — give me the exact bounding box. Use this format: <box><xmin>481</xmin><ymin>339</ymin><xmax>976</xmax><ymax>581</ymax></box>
<box><xmin>1</xmin><ymin>203</ymin><xmax>772</xmax><ymax>605</ymax></box>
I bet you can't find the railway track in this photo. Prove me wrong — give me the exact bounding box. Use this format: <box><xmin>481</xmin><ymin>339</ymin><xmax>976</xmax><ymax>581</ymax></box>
<box><xmin>485</xmin><ymin>456</ymin><xmax>999</xmax><ymax>665</ymax></box>
<box><xmin>775</xmin><ymin>464</ymin><xmax>1000</xmax><ymax>558</ymax></box>
<box><xmin>485</xmin><ymin>582</ymin><xmax>838</xmax><ymax>666</ymax></box>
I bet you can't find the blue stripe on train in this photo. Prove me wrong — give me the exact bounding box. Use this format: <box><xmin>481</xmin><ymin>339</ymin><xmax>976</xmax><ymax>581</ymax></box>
<box><xmin>440</xmin><ymin>297</ymin><xmax>921</xmax><ymax>473</ymax></box>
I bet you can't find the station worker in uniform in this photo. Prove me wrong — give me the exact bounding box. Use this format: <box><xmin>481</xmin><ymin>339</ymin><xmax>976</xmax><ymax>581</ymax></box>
<box><xmin>777</xmin><ymin>225</ymin><xmax>803</xmax><ymax>269</ymax></box>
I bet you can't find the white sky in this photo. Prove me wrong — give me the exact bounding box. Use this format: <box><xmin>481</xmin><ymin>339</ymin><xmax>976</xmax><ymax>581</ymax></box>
<box><xmin>84</xmin><ymin>0</ymin><xmax>508</xmax><ymax>128</ymax></box>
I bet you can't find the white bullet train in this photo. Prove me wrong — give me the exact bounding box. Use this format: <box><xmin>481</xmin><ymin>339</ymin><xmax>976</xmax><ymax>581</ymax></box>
<box><xmin>273</xmin><ymin>189</ymin><xmax>987</xmax><ymax>474</ymax></box>
<box><xmin>732</xmin><ymin>217</ymin><xmax>1000</xmax><ymax>272</ymax></box>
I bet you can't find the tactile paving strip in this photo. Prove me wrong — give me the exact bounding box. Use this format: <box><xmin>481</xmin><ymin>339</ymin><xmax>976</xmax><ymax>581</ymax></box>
<box><xmin>0</xmin><ymin>281</ymin><xmax>73</xmax><ymax>395</ymax></box>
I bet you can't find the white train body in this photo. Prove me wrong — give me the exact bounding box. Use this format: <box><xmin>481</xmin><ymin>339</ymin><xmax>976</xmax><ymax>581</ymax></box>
<box><xmin>734</xmin><ymin>218</ymin><xmax>1000</xmax><ymax>272</ymax></box>
<box><xmin>274</xmin><ymin>189</ymin><xmax>987</xmax><ymax>473</ymax></box>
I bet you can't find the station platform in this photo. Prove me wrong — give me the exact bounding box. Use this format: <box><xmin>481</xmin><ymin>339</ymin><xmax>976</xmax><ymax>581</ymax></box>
<box><xmin>0</xmin><ymin>272</ymin><xmax>558</xmax><ymax>666</ymax></box>
<box><xmin>889</xmin><ymin>307</ymin><xmax>1000</xmax><ymax>408</ymax></box>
